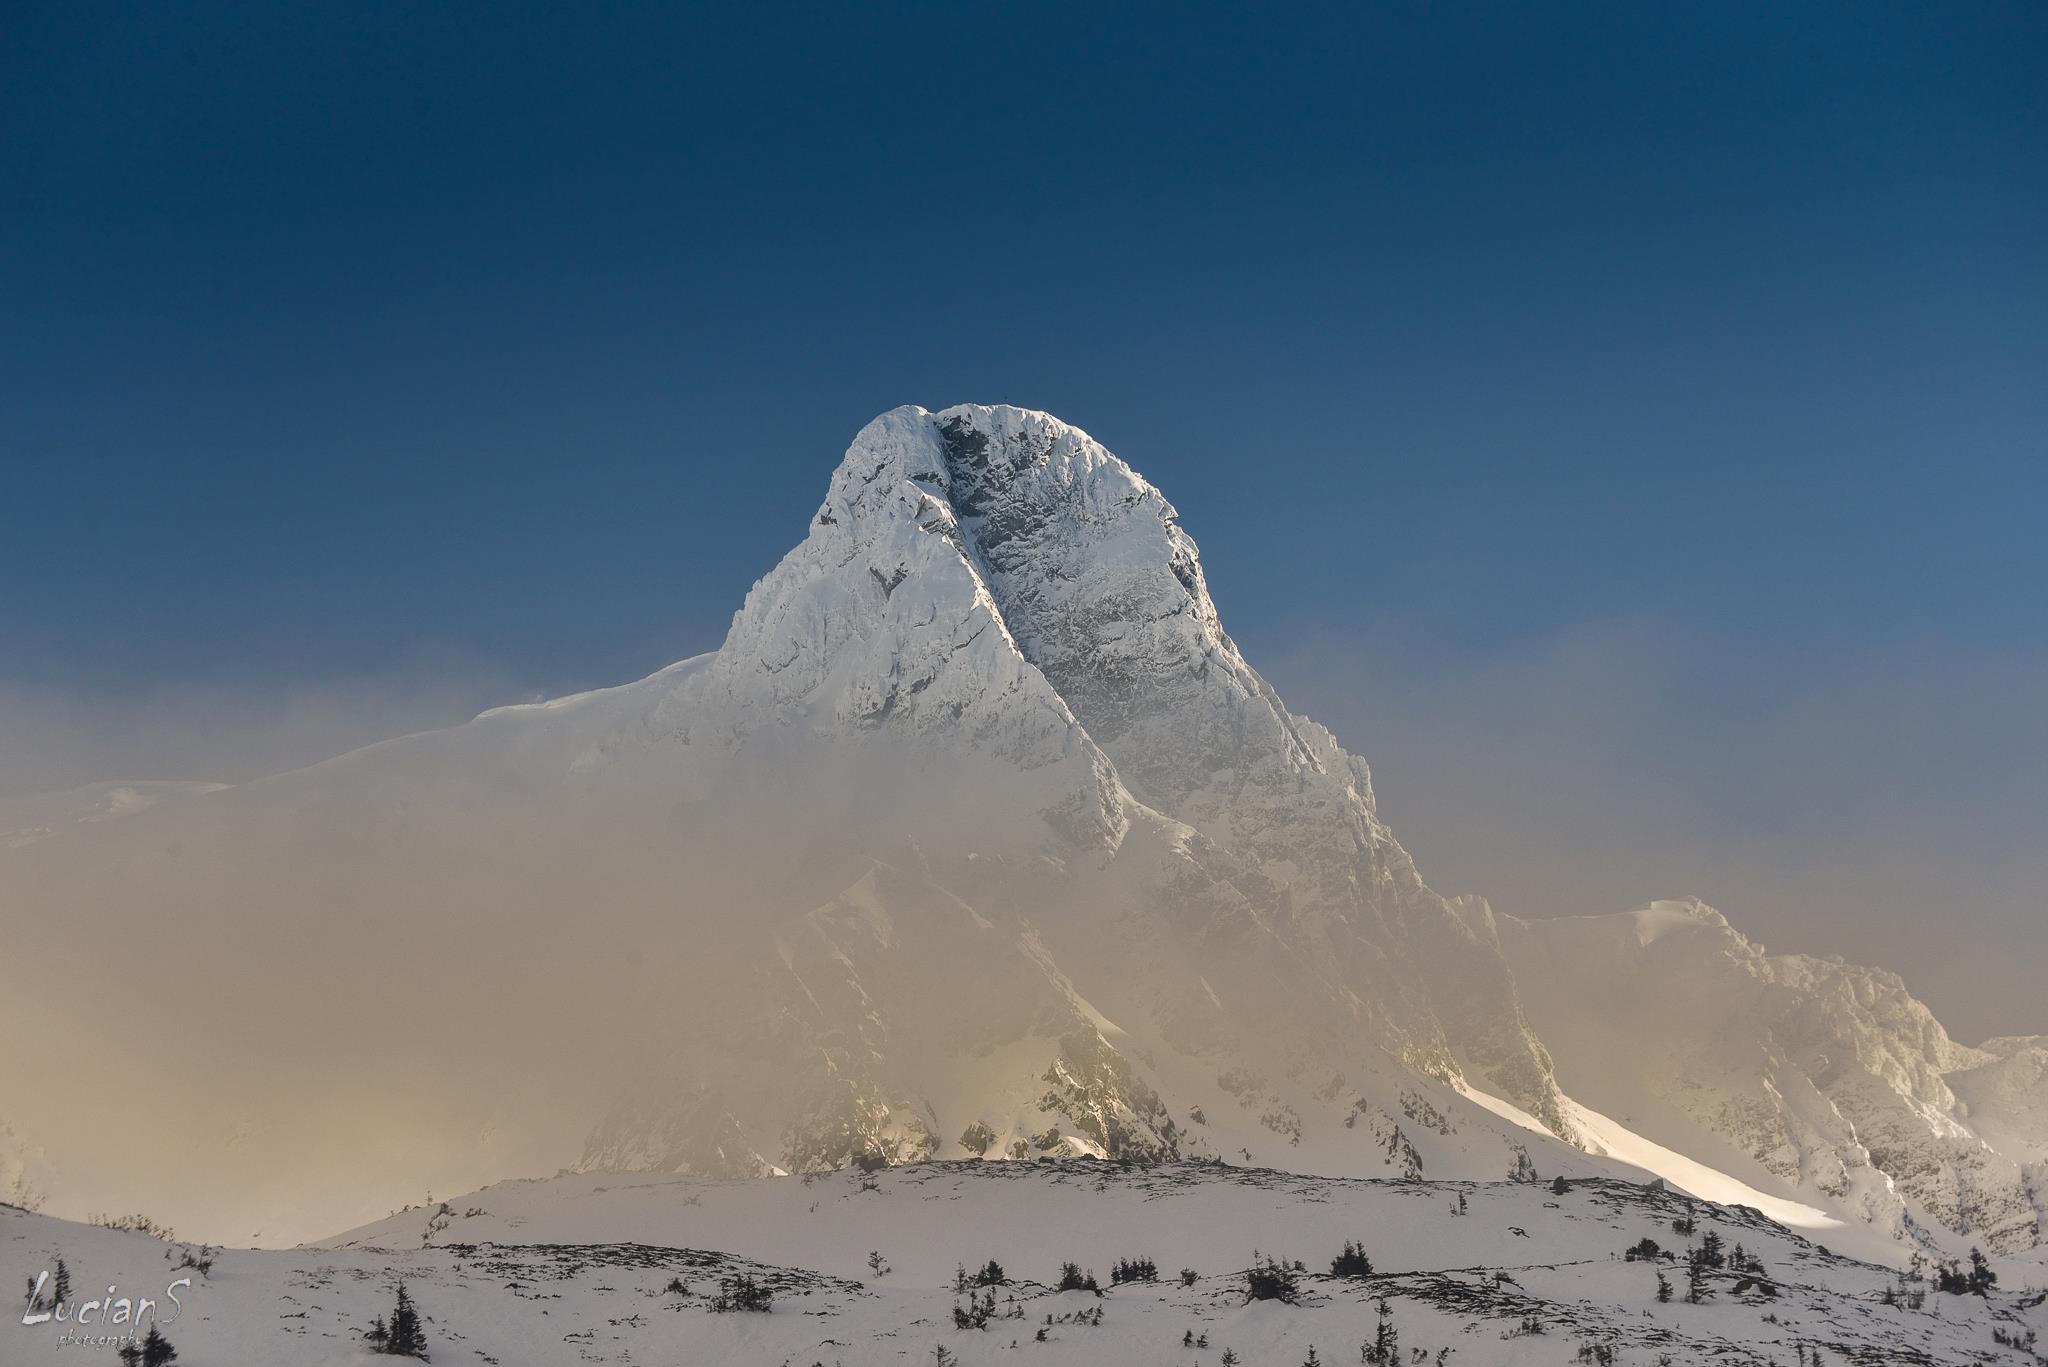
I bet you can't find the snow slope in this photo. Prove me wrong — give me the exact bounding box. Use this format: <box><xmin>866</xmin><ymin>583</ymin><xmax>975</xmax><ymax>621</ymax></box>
<box><xmin>7</xmin><ymin>1162</ymin><xmax>2043</xmax><ymax>1367</ymax></box>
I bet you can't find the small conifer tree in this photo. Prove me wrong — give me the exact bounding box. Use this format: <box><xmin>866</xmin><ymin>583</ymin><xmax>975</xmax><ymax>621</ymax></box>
<box><xmin>1330</xmin><ymin>1240</ymin><xmax>1374</xmax><ymax>1277</ymax></box>
<box><xmin>1363</xmin><ymin>1297</ymin><xmax>1399</xmax><ymax>1364</ymax></box>
<box><xmin>1243</xmin><ymin>1255</ymin><xmax>1299</xmax><ymax>1304</ymax></box>
<box><xmin>381</xmin><ymin>1281</ymin><xmax>428</xmax><ymax>1357</ymax></box>
<box><xmin>1685</xmin><ymin>1253</ymin><xmax>1710</xmax><ymax>1304</ymax></box>
<box><xmin>140</xmin><ymin>1326</ymin><xmax>179</xmax><ymax>1367</ymax></box>
<box><xmin>1966</xmin><ymin>1246</ymin><xmax>1997</xmax><ymax>1295</ymax></box>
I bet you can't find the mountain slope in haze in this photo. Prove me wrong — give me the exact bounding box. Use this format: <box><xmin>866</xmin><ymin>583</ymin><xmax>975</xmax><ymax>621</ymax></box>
<box><xmin>1500</xmin><ymin>899</ymin><xmax>2047</xmax><ymax>1255</ymax></box>
<box><xmin>0</xmin><ymin>405</ymin><xmax>2038</xmax><ymax>1258</ymax></box>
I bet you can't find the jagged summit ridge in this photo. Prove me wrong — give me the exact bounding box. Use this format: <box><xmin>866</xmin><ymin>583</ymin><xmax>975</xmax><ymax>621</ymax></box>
<box><xmin>656</xmin><ymin>400</ymin><xmax>1370</xmax><ymax>856</ymax></box>
<box><xmin>813</xmin><ymin>404</ymin><xmax>1328</xmax><ymax>826</ymax></box>
<box><xmin>647</xmin><ymin>404</ymin><xmax>1134</xmax><ymax>850</ymax></box>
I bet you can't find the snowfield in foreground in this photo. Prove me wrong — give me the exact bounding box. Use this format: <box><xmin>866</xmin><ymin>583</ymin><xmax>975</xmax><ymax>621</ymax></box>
<box><xmin>8</xmin><ymin>1161</ymin><xmax>2043</xmax><ymax>1366</ymax></box>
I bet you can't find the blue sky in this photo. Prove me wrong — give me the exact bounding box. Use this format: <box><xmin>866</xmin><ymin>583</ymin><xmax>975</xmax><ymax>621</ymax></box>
<box><xmin>4</xmin><ymin>2</ymin><xmax>2044</xmax><ymax>1034</ymax></box>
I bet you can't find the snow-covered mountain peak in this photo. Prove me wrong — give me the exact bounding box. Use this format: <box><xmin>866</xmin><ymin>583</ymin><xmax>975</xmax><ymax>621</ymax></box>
<box><xmin>671</xmin><ymin>401</ymin><xmax>1317</xmax><ymax>855</ymax></box>
<box><xmin>820</xmin><ymin>403</ymin><xmax>1156</xmax><ymax>528</ymax></box>
<box><xmin>1</xmin><ymin>405</ymin><xmax>2038</xmax><ymax>1257</ymax></box>
<box><xmin>811</xmin><ymin>407</ymin><xmax>1344</xmax><ymax>828</ymax></box>
<box><xmin>651</xmin><ymin>404</ymin><xmax>1141</xmax><ymax>851</ymax></box>
<box><xmin>590</xmin><ymin>405</ymin><xmax>1577</xmax><ymax>1170</ymax></box>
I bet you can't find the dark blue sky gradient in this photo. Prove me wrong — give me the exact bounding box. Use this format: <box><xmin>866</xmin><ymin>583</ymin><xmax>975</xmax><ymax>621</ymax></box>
<box><xmin>7</xmin><ymin>1</ymin><xmax>2044</xmax><ymax>686</ymax></box>
<box><xmin>4</xmin><ymin>3</ymin><xmax>2045</xmax><ymax>1030</ymax></box>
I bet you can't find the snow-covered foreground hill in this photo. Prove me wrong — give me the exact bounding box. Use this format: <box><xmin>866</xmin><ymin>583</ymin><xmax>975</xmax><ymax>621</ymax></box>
<box><xmin>6</xmin><ymin>1162</ymin><xmax>2044</xmax><ymax>1367</ymax></box>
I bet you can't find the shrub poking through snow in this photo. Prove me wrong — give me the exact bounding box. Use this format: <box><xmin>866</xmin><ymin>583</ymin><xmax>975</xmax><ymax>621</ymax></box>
<box><xmin>1112</xmin><ymin>1256</ymin><xmax>1158</xmax><ymax>1284</ymax></box>
<box><xmin>171</xmin><ymin>1246</ymin><xmax>217</xmax><ymax>1278</ymax></box>
<box><xmin>709</xmin><ymin>1272</ymin><xmax>773</xmax><ymax>1312</ymax></box>
<box><xmin>952</xmin><ymin>1287</ymin><xmax>999</xmax><ymax>1330</ymax></box>
<box><xmin>1244</xmin><ymin>1254</ymin><xmax>1300</xmax><ymax>1304</ymax></box>
<box><xmin>1330</xmin><ymin>1240</ymin><xmax>1374</xmax><ymax>1277</ymax></box>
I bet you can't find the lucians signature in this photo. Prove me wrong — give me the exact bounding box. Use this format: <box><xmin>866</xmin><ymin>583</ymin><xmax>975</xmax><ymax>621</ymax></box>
<box><xmin>20</xmin><ymin>1269</ymin><xmax>190</xmax><ymax>1331</ymax></box>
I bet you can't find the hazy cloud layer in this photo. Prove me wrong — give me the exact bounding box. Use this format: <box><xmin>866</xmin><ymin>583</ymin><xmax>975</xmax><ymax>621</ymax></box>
<box><xmin>0</xmin><ymin>618</ymin><xmax>2039</xmax><ymax>1254</ymax></box>
<box><xmin>0</xmin><ymin>656</ymin><xmax>529</xmax><ymax>798</ymax></box>
<box><xmin>1259</xmin><ymin>619</ymin><xmax>2048</xmax><ymax>1045</ymax></box>
<box><xmin>0</xmin><ymin>620</ymin><xmax>2038</xmax><ymax>1249</ymax></box>
<box><xmin>5</xmin><ymin>621</ymin><xmax>2040</xmax><ymax>1050</ymax></box>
